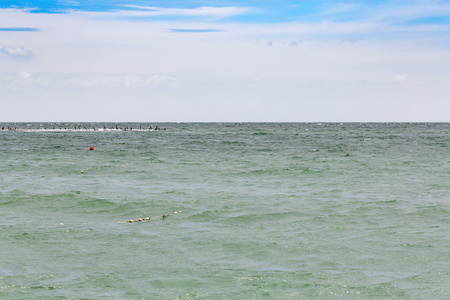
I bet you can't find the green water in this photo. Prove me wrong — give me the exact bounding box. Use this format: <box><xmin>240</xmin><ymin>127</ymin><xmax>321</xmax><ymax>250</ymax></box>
<box><xmin>1</xmin><ymin>123</ymin><xmax>450</xmax><ymax>299</ymax></box>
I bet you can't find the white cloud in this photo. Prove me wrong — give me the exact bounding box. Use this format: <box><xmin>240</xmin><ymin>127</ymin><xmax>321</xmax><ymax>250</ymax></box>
<box><xmin>122</xmin><ymin>74</ymin><xmax>178</xmax><ymax>88</ymax></box>
<box><xmin>145</xmin><ymin>74</ymin><xmax>178</xmax><ymax>88</ymax></box>
<box><xmin>5</xmin><ymin>73</ymin><xmax>178</xmax><ymax>90</ymax></box>
<box><xmin>19</xmin><ymin>71</ymin><xmax>31</xmax><ymax>79</ymax></box>
<box><xmin>1</xmin><ymin>46</ymin><xmax>33</xmax><ymax>57</ymax></box>
<box><xmin>391</xmin><ymin>74</ymin><xmax>407</xmax><ymax>82</ymax></box>
<box><xmin>7</xmin><ymin>72</ymin><xmax>53</xmax><ymax>91</ymax></box>
<box><xmin>120</xmin><ymin>5</ymin><xmax>251</xmax><ymax>18</ymax></box>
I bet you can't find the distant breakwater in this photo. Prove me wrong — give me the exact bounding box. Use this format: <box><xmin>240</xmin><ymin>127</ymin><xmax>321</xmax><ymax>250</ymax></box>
<box><xmin>1</xmin><ymin>125</ymin><xmax>167</xmax><ymax>132</ymax></box>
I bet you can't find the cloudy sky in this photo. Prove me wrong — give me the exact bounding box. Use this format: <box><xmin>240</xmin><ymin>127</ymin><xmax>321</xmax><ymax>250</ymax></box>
<box><xmin>1</xmin><ymin>0</ymin><xmax>450</xmax><ymax>122</ymax></box>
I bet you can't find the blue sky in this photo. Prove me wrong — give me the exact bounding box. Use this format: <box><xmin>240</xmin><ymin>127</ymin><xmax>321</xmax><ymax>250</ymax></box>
<box><xmin>1</xmin><ymin>0</ymin><xmax>450</xmax><ymax>121</ymax></box>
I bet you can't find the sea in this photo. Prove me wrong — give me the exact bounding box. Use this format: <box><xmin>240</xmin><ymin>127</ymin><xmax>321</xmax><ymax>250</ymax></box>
<box><xmin>1</xmin><ymin>122</ymin><xmax>449</xmax><ymax>299</ymax></box>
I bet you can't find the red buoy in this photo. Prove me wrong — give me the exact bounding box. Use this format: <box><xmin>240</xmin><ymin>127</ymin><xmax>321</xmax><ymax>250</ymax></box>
<box><xmin>90</xmin><ymin>147</ymin><xmax>94</xmax><ymax>151</ymax></box>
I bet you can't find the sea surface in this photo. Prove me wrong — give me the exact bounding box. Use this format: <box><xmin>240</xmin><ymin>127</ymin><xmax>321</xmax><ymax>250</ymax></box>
<box><xmin>1</xmin><ymin>122</ymin><xmax>450</xmax><ymax>299</ymax></box>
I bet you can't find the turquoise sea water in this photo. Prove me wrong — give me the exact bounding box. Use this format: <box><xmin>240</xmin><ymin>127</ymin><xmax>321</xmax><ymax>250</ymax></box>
<box><xmin>1</xmin><ymin>122</ymin><xmax>450</xmax><ymax>299</ymax></box>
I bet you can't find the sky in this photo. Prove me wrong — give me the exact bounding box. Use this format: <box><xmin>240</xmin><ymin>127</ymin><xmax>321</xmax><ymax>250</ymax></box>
<box><xmin>1</xmin><ymin>0</ymin><xmax>450</xmax><ymax>122</ymax></box>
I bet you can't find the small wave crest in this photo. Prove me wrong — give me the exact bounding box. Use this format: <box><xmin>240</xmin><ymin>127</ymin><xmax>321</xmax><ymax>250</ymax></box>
<box><xmin>187</xmin><ymin>209</ymin><xmax>224</xmax><ymax>221</ymax></box>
